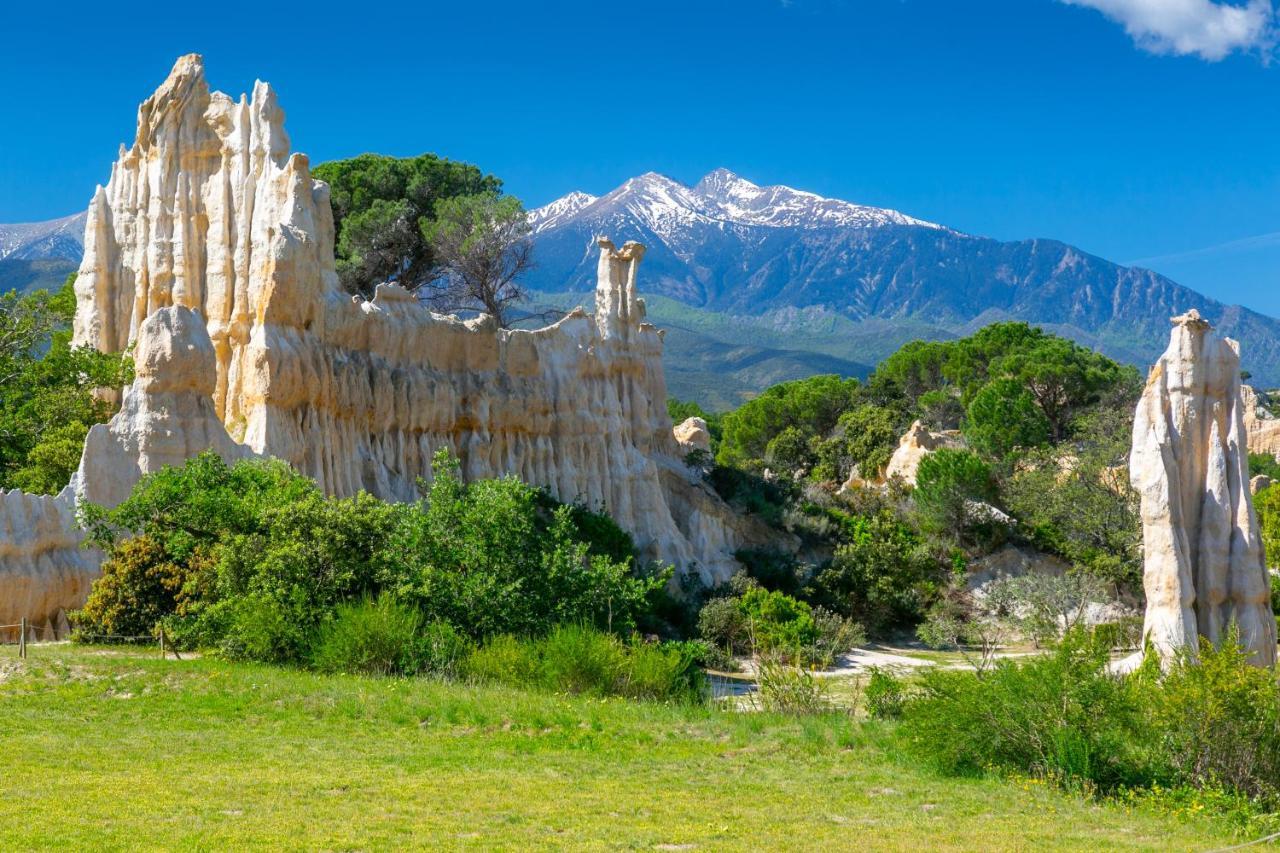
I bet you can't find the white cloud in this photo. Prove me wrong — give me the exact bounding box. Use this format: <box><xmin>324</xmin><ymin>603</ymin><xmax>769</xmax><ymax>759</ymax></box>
<box><xmin>1060</xmin><ymin>0</ymin><xmax>1276</xmax><ymax>60</ymax></box>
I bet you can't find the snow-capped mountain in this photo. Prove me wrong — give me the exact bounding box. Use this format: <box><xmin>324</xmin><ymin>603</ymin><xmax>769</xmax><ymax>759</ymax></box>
<box><xmin>0</xmin><ymin>212</ymin><xmax>85</xmax><ymax>295</ymax></box>
<box><xmin>529</xmin><ymin>169</ymin><xmax>938</xmax><ymax>240</ymax></box>
<box><xmin>525</xmin><ymin>168</ymin><xmax>1280</xmax><ymax>389</ymax></box>
<box><xmin>0</xmin><ymin>211</ymin><xmax>86</xmax><ymax>262</ymax></box>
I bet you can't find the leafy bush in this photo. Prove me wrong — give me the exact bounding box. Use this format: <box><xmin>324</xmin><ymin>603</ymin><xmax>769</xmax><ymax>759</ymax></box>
<box><xmin>392</xmin><ymin>452</ymin><xmax>666</xmax><ymax>639</ymax></box>
<box><xmin>78</xmin><ymin>449</ymin><xmax>666</xmax><ymax>663</ymax></box>
<box><xmin>864</xmin><ymin>668</ymin><xmax>907</xmax><ymax>719</ymax></box>
<box><xmin>807</xmin><ymin>510</ymin><xmax>941</xmax><ymax>633</ymax></box>
<box><xmin>74</xmin><ymin>536</ymin><xmax>215</xmax><ymax>640</ymax></box>
<box><xmin>809</xmin><ymin>607</ymin><xmax>866</xmax><ymax>668</ymax></box>
<box><xmin>463</xmin><ymin>634</ymin><xmax>539</xmax><ymax>686</ymax></box>
<box><xmin>416</xmin><ymin>621</ymin><xmax>474</xmax><ymax>678</ymax></box>
<box><xmin>901</xmin><ymin>627</ymin><xmax>1280</xmax><ymax>812</ymax></box>
<box><xmin>311</xmin><ymin>593</ymin><xmax>423</xmax><ymax>676</ymax></box>
<box><xmin>1145</xmin><ymin>635</ymin><xmax>1280</xmax><ymax>804</ymax></box>
<box><xmin>811</xmin><ymin>404</ymin><xmax>902</xmax><ymax>483</ymax></box>
<box><xmin>535</xmin><ymin>622</ymin><xmax>628</xmax><ymax>694</ymax></box>
<box><xmin>697</xmin><ymin>596</ymin><xmax>749</xmax><ymax>652</ymax></box>
<box><xmin>739</xmin><ymin>586</ymin><xmax>819</xmax><ymax>653</ymax></box>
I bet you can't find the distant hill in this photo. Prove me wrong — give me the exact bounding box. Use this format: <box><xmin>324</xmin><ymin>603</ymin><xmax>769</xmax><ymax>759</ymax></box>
<box><xmin>527</xmin><ymin>169</ymin><xmax>1280</xmax><ymax>404</ymax></box>
<box><xmin>0</xmin><ymin>212</ymin><xmax>85</xmax><ymax>294</ymax></box>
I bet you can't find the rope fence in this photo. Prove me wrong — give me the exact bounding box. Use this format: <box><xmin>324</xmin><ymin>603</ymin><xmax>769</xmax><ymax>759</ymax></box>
<box><xmin>1</xmin><ymin>618</ymin><xmax>178</xmax><ymax>659</ymax></box>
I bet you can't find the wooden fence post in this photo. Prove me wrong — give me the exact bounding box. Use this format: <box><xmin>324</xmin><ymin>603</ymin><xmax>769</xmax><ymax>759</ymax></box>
<box><xmin>18</xmin><ymin>617</ymin><xmax>26</xmax><ymax>660</ymax></box>
<box><xmin>158</xmin><ymin>624</ymin><xmax>165</xmax><ymax>659</ymax></box>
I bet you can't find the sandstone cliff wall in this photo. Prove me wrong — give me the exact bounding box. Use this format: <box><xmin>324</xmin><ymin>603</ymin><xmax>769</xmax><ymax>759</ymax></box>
<box><xmin>0</xmin><ymin>55</ymin><xmax>744</xmax><ymax>628</ymax></box>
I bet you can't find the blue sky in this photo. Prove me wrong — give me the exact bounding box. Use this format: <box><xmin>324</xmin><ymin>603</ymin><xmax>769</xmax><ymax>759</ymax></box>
<box><xmin>3</xmin><ymin>0</ymin><xmax>1279</xmax><ymax>312</ymax></box>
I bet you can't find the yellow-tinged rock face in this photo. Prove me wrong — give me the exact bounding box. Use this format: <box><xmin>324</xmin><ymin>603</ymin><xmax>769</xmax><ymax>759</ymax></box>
<box><xmin>1</xmin><ymin>56</ymin><xmax>749</xmax><ymax>627</ymax></box>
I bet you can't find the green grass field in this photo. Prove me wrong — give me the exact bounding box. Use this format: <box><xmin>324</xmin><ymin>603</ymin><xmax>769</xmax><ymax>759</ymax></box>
<box><xmin>0</xmin><ymin>644</ymin><xmax>1243</xmax><ymax>850</ymax></box>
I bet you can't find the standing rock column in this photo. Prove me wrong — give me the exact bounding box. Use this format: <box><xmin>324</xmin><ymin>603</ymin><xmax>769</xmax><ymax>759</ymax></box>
<box><xmin>1130</xmin><ymin>310</ymin><xmax>1276</xmax><ymax>666</ymax></box>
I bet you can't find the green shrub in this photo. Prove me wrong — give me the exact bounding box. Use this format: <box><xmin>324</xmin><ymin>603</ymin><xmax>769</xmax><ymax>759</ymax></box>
<box><xmin>536</xmin><ymin>623</ymin><xmax>628</xmax><ymax>695</ymax></box>
<box><xmin>864</xmin><ymin>668</ymin><xmax>907</xmax><ymax>720</ymax></box>
<box><xmin>739</xmin><ymin>587</ymin><xmax>818</xmax><ymax>653</ymax></box>
<box><xmin>1145</xmin><ymin>635</ymin><xmax>1280</xmax><ymax>804</ymax></box>
<box><xmin>899</xmin><ymin>629</ymin><xmax>1147</xmax><ymax>791</ymax></box>
<box><xmin>311</xmin><ymin>593</ymin><xmax>422</xmax><ymax>676</ymax></box>
<box><xmin>809</xmin><ymin>607</ymin><xmax>865</xmax><ymax>668</ymax></box>
<box><xmin>755</xmin><ymin>656</ymin><xmax>829</xmax><ymax>714</ymax></box>
<box><xmin>416</xmin><ymin>620</ymin><xmax>474</xmax><ymax>678</ymax></box>
<box><xmin>393</xmin><ymin>451</ymin><xmax>666</xmax><ymax>639</ymax></box>
<box><xmin>76</xmin><ymin>450</ymin><xmax>666</xmax><ymax>662</ymax></box>
<box><xmin>619</xmin><ymin>638</ymin><xmax>706</xmax><ymax>701</ymax></box>
<box><xmin>464</xmin><ymin>625</ymin><xmax>705</xmax><ymax>703</ymax></box>
<box><xmin>74</xmin><ymin>536</ymin><xmax>215</xmax><ymax>641</ymax></box>
<box><xmin>811</xmin><ymin>404</ymin><xmax>902</xmax><ymax>483</ymax></box>
<box><xmin>806</xmin><ymin>510</ymin><xmax>941</xmax><ymax>633</ymax></box>
<box><xmin>463</xmin><ymin>634</ymin><xmax>539</xmax><ymax>686</ymax></box>
<box><xmin>698</xmin><ymin>596</ymin><xmax>750</xmax><ymax>652</ymax></box>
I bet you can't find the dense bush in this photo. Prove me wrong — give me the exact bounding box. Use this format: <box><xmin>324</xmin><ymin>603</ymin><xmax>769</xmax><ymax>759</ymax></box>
<box><xmin>73</xmin><ymin>536</ymin><xmax>215</xmax><ymax>640</ymax></box>
<box><xmin>900</xmin><ymin>630</ymin><xmax>1147</xmax><ymax>790</ymax></box>
<box><xmin>1147</xmin><ymin>635</ymin><xmax>1280</xmax><ymax>803</ymax></box>
<box><xmin>912</xmin><ymin>449</ymin><xmax>998</xmax><ymax>543</ymax></box>
<box><xmin>697</xmin><ymin>577</ymin><xmax>863</xmax><ymax>666</ymax></box>
<box><xmin>77</xmin><ymin>450</ymin><xmax>665</xmax><ymax>662</ymax></box>
<box><xmin>739</xmin><ymin>586</ymin><xmax>819</xmax><ymax>652</ymax></box>
<box><xmin>863</xmin><ymin>668</ymin><xmax>907</xmax><ymax>719</ymax></box>
<box><xmin>806</xmin><ymin>510</ymin><xmax>940</xmax><ymax>632</ymax></box>
<box><xmin>811</xmin><ymin>404</ymin><xmax>901</xmax><ymax>483</ymax></box>
<box><xmin>311</xmin><ymin>593</ymin><xmax>425</xmax><ymax>676</ymax></box>
<box><xmin>899</xmin><ymin>628</ymin><xmax>1280</xmax><ymax>811</ymax></box>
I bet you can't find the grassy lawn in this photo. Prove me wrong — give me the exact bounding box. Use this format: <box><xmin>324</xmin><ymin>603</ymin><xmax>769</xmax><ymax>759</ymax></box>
<box><xmin>0</xmin><ymin>644</ymin><xmax>1245</xmax><ymax>851</ymax></box>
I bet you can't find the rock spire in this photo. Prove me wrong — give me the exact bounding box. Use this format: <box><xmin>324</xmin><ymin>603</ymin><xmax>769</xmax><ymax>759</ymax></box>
<box><xmin>1130</xmin><ymin>309</ymin><xmax>1276</xmax><ymax>666</ymax></box>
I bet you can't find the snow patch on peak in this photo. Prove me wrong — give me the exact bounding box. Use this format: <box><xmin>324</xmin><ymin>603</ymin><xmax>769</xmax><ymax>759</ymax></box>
<box><xmin>528</xmin><ymin>191</ymin><xmax>598</xmax><ymax>234</ymax></box>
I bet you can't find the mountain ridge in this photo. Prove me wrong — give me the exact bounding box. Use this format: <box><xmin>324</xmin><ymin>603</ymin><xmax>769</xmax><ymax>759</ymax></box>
<box><xmin>525</xmin><ymin>169</ymin><xmax>1280</xmax><ymax>390</ymax></box>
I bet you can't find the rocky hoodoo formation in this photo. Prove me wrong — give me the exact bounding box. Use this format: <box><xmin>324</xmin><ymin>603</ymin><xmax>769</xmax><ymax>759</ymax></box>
<box><xmin>673</xmin><ymin>417</ymin><xmax>711</xmax><ymax>454</ymax></box>
<box><xmin>1129</xmin><ymin>310</ymin><xmax>1276</xmax><ymax>666</ymax></box>
<box><xmin>1241</xmin><ymin>384</ymin><xmax>1280</xmax><ymax>461</ymax></box>
<box><xmin>0</xmin><ymin>55</ymin><xmax>746</xmax><ymax>629</ymax></box>
<box><xmin>884</xmin><ymin>421</ymin><xmax>965</xmax><ymax>485</ymax></box>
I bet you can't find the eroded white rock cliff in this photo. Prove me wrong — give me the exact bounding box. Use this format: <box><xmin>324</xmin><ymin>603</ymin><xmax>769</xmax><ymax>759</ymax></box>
<box><xmin>1130</xmin><ymin>310</ymin><xmax>1276</xmax><ymax>666</ymax></box>
<box><xmin>0</xmin><ymin>54</ymin><xmax>746</xmax><ymax>629</ymax></box>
